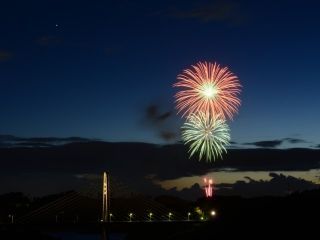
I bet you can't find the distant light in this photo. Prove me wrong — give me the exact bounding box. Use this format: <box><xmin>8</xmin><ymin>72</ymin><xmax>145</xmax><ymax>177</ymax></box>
<box><xmin>188</xmin><ymin>212</ymin><xmax>191</xmax><ymax>216</ymax></box>
<box><xmin>129</xmin><ymin>213</ymin><xmax>133</xmax><ymax>217</ymax></box>
<box><xmin>210</xmin><ymin>210</ymin><xmax>216</xmax><ymax>216</ymax></box>
<box><xmin>200</xmin><ymin>216</ymin><xmax>204</xmax><ymax>221</ymax></box>
<box><xmin>148</xmin><ymin>212</ymin><xmax>153</xmax><ymax>221</ymax></box>
<box><xmin>195</xmin><ymin>207</ymin><xmax>203</xmax><ymax>215</ymax></box>
<box><xmin>203</xmin><ymin>177</ymin><xmax>214</xmax><ymax>198</ymax></box>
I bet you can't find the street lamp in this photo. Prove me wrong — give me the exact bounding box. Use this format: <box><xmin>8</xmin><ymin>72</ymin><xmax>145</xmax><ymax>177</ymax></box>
<box><xmin>168</xmin><ymin>212</ymin><xmax>173</xmax><ymax>221</ymax></box>
<box><xmin>210</xmin><ymin>210</ymin><xmax>216</xmax><ymax>217</ymax></box>
<box><xmin>8</xmin><ymin>214</ymin><xmax>14</xmax><ymax>224</ymax></box>
<box><xmin>187</xmin><ymin>212</ymin><xmax>191</xmax><ymax>221</ymax></box>
<box><xmin>129</xmin><ymin>212</ymin><xmax>133</xmax><ymax>222</ymax></box>
<box><xmin>148</xmin><ymin>212</ymin><xmax>153</xmax><ymax>221</ymax></box>
<box><xmin>109</xmin><ymin>213</ymin><xmax>113</xmax><ymax>222</ymax></box>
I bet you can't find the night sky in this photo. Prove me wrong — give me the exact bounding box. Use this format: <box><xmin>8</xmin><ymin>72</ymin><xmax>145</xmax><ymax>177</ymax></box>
<box><xmin>1</xmin><ymin>0</ymin><xmax>320</xmax><ymax>197</ymax></box>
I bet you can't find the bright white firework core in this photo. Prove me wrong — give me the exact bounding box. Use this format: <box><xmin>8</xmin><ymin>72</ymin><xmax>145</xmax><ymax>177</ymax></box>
<box><xmin>204</xmin><ymin>128</ymin><xmax>212</xmax><ymax>138</ymax></box>
<box><xmin>201</xmin><ymin>83</ymin><xmax>218</xmax><ymax>99</ymax></box>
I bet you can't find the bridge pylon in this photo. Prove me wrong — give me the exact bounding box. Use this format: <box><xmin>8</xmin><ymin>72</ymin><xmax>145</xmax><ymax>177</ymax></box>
<box><xmin>102</xmin><ymin>171</ymin><xmax>110</xmax><ymax>222</ymax></box>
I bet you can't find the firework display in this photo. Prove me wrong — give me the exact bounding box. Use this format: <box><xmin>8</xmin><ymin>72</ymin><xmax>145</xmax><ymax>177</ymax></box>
<box><xmin>181</xmin><ymin>112</ymin><xmax>230</xmax><ymax>161</ymax></box>
<box><xmin>174</xmin><ymin>61</ymin><xmax>241</xmax><ymax>161</ymax></box>
<box><xmin>174</xmin><ymin>61</ymin><xmax>241</xmax><ymax>120</ymax></box>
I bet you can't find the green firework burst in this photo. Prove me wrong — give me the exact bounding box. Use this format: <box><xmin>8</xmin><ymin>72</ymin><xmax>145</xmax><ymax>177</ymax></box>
<box><xmin>181</xmin><ymin>112</ymin><xmax>230</xmax><ymax>161</ymax></box>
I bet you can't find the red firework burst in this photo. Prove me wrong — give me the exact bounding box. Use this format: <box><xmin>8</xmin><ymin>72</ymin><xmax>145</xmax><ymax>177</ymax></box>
<box><xmin>174</xmin><ymin>61</ymin><xmax>241</xmax><ymax>120</ymax></box>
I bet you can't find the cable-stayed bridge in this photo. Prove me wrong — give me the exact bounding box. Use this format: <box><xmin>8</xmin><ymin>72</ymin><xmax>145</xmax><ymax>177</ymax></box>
<box><xmin>14</xmin><ymin>172</ymin><xmax>203</xmax><ymax>225</ymax></box>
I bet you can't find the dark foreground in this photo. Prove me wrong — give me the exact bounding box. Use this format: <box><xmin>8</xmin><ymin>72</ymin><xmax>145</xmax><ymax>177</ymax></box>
<box><xmin>1</xmin><ymin>188</ymin><xmax>320</xmax><ymax>239</ymax></box>
<box><xmin>0</xmin><ymin>211</ymin><xmax>318</xmax><ymax>240</ymax></box>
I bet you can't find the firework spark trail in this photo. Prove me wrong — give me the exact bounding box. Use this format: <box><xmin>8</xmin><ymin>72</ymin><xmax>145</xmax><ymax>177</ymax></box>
<box><xmin>174</xmin><ymin>61</ymin><xmax>241</xmax><ymax>120</ymax></box>
<box><xmin>181</xmin><ymin>112</ymin><xmax>230</xmax><ymax>161</ymax></box>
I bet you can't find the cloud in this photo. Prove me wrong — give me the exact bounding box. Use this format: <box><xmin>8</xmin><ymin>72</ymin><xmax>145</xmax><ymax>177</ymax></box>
<box><xmin>146</xmin><ymin>105</ymin><xmax>172</xmax><ymax>123</ymax></box>
<box><xmin>168</xmin><ymin>0</ymin><xmax>245</xmax><ymax>25</ymax></box>
<box><xmin>216</xmin><ymin>173</ymin><xmax>318</xmax><ymax>197</ymax></box>
<box><xmin>142</xmin><ymin>104</ymin><xmax>179</xmax><ymax>142</ymax></box>
<box><xmin>36</xmin><ymin>36</ymin><xmax>62</xmax><ymax>46</ymax></box>
<box><xmin>245</xmin><ymin>140</ymin><xmax>283</xmax><ymax>148</ymax></box>
<box><xmin>1</xmin><ymin>141</ymin><xmax>320</xmax><ymax>177</ymax></box>
<box><xmin>159</xmin><ymin>131</ymin><xmax>177</xmax><ymax>141</ymax></box>
<box><xmin>244</xmin><ymin>138</ymin><xmax>308</xmax><ymax>148</ymax></box>
<box><xmin>165</xmin><ymin>183</ymin><xmax>203</xmax><ymax>200</ymax></box>
<box><xmin>283</xmin><ymin>138</ymin><xmax>307</xmax><ymax>144</ymax></box>
<box><xmin>220</xmin><ymin>148</ymin><xmax>320</xmax><ymax>172</ymax></box>
<box><xmin>0</xmin><ymin>135</ymin><xmax>94</xmax><ymax>148</ymax></box>
<box><xmin>156</xmin><ymin>173</ymin><xmax>319</xmax><ymax>199</ymax></box>
<box><xmin>1</xmin><ymin>140</ymin><xmax>320</xmax><ymax>197</ymax></box>
<box><xmin>0</xmin><ymin>50</ymin><xmax>13</xmax><ymax>62</ymax></box>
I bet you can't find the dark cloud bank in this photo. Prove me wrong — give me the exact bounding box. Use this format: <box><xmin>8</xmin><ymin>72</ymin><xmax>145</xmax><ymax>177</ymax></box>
<box><xmin>0</xmin><ymin>135</ymin><xmax>93</xmax><ymax>148</ymax></box>
<box><xmin>244</xmin><ymin>138</ymin><xmax>308</xmax><ymax>148</ymax></box>
<box><xmin>0</xmin><ymin>136</ymin><xmax>319</xmax><ymax>199</ymax></box>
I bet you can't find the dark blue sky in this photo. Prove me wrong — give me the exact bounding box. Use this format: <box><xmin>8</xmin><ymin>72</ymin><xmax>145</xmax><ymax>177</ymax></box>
<box><xmin>1</xmin><ymin>0</ymin><xmax>320</xmax><ymax>145</ymax></box>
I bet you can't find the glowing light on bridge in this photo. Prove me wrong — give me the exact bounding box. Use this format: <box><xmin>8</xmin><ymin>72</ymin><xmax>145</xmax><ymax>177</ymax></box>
<box><xmin>129</xmin><ymin>212</ymin><xmax>133</xmax><ymax>222</ymax></box>
<box><xmin>148</xmin><ymin>212</ymin><xmax>153</xmax><ymax>221</ymax></box>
